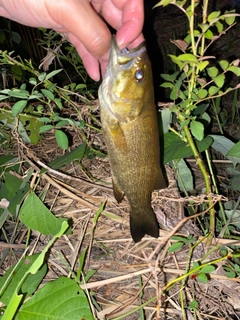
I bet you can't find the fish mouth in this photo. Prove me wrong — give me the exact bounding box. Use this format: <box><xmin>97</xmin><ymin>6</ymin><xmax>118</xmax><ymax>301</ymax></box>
<box><xmin>98</xmin><ymin>37</ymin><xmax>147</xmax><ymax>123</ymax></box>
<box><xmin>109</xmin><ymin>36</ymin><xmax>146</xmax><ymax>72</ymax></box>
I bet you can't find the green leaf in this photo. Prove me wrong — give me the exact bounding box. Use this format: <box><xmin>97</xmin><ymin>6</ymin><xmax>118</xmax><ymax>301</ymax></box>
<box><xmin>177</xmin><ymin>53</ymin><xmax>198</xmax><ymax>63</ymax></box>
<box><xmin>161</xmin><ymin>71</ymin><xmax>179</xmax><ymax>82</ymax></box>
<box><xmin>11</xmin><ymin>100</ymin><xmax>28</xmax><ymax>117</ymax></box>
<box><xmin>204</xmin><ymin>29</ymin><xmax>213</xmax><ymax>40</ymax></box>
<box><xmin>41</xmin><ymin>89</ymin><xmax>54</xmax><ymax>100</ymax></box>
<box><xmin>208</xmin><ymin>11</ymin><xmax>221</xmax><ymax>22</ymax></box>
<box><xmin>227</xmin><ymin>141</ymin><xmax>240</xmax><ymax>158</ymax></box>
<box><xmin>213</xmin><ymin>74</ymin><xmax>225</xmax><ymax>88</ymax></box>
<box><xmin>197</xmin><ymin>88</ymin><xmax>208</xmax><ymax>99</ymax></box>
<box><xmin>29</xmin><ymin>77</ymin><xmax>37</xmax><ymax>85</ymax></box>
<box><xmin>45</xmin><ymin>69</ymin><xmax>63</xmax><ymax>80</ymax></box>
<box><xmin>219</xmin><ymin>60</ymin><xmax>229</xmax><ymax>71</ymax></box>
<box><xmin>0</xmin><ymin>254</ymin><xmax>47</xmax><ymax>305</ymax></box>
<box><xmin>163</xmin><ymin>132</ymin><xmax>213</xmax><ymax>163</ymax></box>
<box><xmin>38</xmin><ymin>72</ymin><xmax>46</xmax><ymax>81</ymax></box>
<box><xmin>168</xmin><ymin>241</ymin><xmax>184</xmax><ymax>253</ymax></box>
<box><xmin>196</xmin><ymin>273</ymin><xmax>208</xmax><ymax>283</ymax></box>
<box><xmin>20</xmin><ymin>192</ymin><xmax>70</xmax><ymax>235</ymax></box>
<box><xmin>154</xmin><ymin>0</ymin><xmax>173</xmax><ymax>7</ymax></box>
<box><xmin>200</xmin><ymin>265</ymin><xmax>215</xmax><ymax>274</ymax></box>
<box><xmin>216</xmin><ymin>20</ymin><xmax>224</xmax><ymax>33</ymax></box>
<box><xmin>225</xmin><ymin>15</ymin><xmax>235</xmax><ymax>26</ymax></box>
<box><xmin>190</xmin><ymin>120</ymin><xmax>204</xmax><ymax>141</ymax></box>
<box><xmin>175</xmin><ymin>158</ymin><xmax>193</xmax><ymax>192</ymax></box>
<box><xmin>160</xmin><ymin>82</ymin><xmax>174</xmax><ymax>88</ymax></box>
<box><xmin>15</xmin><ymin>277</ymin><xmax>94</xmax><ymax>320</ymax></box>
<box><xmin>207</xmin><ymin>66</ymin><xmax>218</xmax><ymax>78</ymax></box>
<box><xmin>198</xmin><ymin>60</ymin><xmax>209</xmax><ymax>71</ymax></box>
<box><xmin>9</xmin><ymin>90</ymin><xmax>29</xmax><ymax>99</ymax></box>
<box><xmin>208</xmin><ymin>86</ymin><xmax>219</xmax><ymax>96</ymax></box>
<box><xmin>55</xmin><ymin>130</ymin><xmax>69</xmax><ymax>150</ymax></box>
<box><xmin>225</xmin><ymin>270</ymin><xmax>236</xmax><ymax>278</ymax></box>
<box><xmin>211</xmin><ymin>135</ymin><xmax>240</xmax><ymax>166</ymax></box>
<box><xmin>228</xmin><ymin>66</ymin><xmax>240</xmax><ymax>77</ymax></box>
<box><xmin>47</xmin><ymin>143</ymin><xmax>86</xmax><ymax>170</ymax></box>
<box><xmin>39</xmin><ymin>124</ymin><xmax>54</xmax><ymax>133</ymax></box>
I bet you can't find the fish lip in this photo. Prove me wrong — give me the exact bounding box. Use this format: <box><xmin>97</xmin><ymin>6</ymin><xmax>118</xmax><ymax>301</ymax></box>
<box><xmin>110</xmin><ymin>36</ymin><xmax>146</xmax><ymax>71</ymax></box>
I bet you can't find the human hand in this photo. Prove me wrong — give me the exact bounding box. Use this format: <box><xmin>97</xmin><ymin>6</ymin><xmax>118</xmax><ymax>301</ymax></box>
<box><xmin>0</xmin><ymin>0</ymin><xmax>144</xmax><ymax>81</ymax></box>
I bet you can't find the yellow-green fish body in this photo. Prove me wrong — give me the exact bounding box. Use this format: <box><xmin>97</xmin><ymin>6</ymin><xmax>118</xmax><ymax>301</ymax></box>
<box><xmin>99</xmin><ymin>38</ymin><xmax>166</xmax><ymax>242</ymax></box>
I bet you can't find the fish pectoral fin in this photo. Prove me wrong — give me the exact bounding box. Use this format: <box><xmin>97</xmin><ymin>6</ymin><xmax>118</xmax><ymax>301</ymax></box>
<box><xmin>112</xmin><ymin>177</ymin><xmax>124</xmax><ymax>203</ymax></box>
<box><xmin>130</xmin><ymin>206</ymin><xmax>159</xmax><ymax>243</ymax></box>
<box><xmin>108</xmin><ymin>120</ymin><xmax>127</xmax><ymax>152</ymax></box>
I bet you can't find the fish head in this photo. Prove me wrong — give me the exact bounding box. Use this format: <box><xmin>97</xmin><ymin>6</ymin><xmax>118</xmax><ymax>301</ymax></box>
<box><xmin>99</xmin><ymin>37</ymin><xmax>154</xmax><ymax>122</ymax></box>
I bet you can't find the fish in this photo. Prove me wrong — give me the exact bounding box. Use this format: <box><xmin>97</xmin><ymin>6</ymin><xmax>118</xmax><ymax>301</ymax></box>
<box><xmin>98</xmin><ymin>37</ymin><xmax>166</xmax><ymax>242</ymax></box>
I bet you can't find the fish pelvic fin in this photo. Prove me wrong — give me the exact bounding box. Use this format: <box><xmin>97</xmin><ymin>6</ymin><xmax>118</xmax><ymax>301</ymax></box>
<box><xmin>112</xmin><ymin>177</ymin><xmax>124</xmax><ymax>203</ymax></box>
<box><xmin>130</xmin><ymin>206</ymin><xmax>159</xmax><ymax>243</ymax></box>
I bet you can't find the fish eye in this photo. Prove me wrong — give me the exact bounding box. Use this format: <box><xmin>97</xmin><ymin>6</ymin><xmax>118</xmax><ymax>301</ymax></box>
<box><xmin>135</xmin><ymin>69</ymin><xmax>144</xmax><ymax>82</ymax></box>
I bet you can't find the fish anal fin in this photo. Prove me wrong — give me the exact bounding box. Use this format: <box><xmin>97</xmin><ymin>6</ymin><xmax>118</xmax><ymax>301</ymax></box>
<box><xmin>130</xmin><ymin>206</ymin><xmax>159</xmax><ymax>243</ymax></box>
<box><xmin>112</xmin><ymin>177</ymin><xmax>124</xmax><ymax>203</ymax></box>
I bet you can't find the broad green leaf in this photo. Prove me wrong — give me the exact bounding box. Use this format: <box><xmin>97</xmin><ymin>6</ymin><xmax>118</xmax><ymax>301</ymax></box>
<box><xmin>160</xmin><ymin>82</ymin><xmax>174</xmax><ymax>88</ymax></box>
<box><xmin>76</xmin><ymin>83</ymin><xmax>87</xmax><ymax>90</ymax></box>
<box><xmin>163</xmin><ymin>132</ymin><xmax>213</xmax><ymax>163</ymax></box>
<box><xmin>0</xmin><ymin>254</ymin><xmax>47</xmax><ymax>305</ymax></box>
<box><xmin>216</xmin><ymin>21</ymin><xmax>224</xmax><ymax>33</ymax></box>
<box><xmin>196</xmin><ymin>273</ymin><xmax>208</xmax><ymax>283</ymax></box>
<box><xmin>208</xmin><ymin>86</ymin><xmax>219</xmax><ymax>96</ymax></box>
<box><xmin>200</xmin><ymin>265</ymin><xmax>215</xmax><ymax>274</ymax></box>
<box><xmin>55</xmin><ymin>130</ymin><xmax>69</xmax><ymax>150</ymax></box>
<box><xmin>47</xmin><ymin>143</ymin><xmax>86</xmax><ymax>170</ymax></box>
<box><xmin>159</xmin><ymin>109</ymin><xmax>172</xmax><ymax>134</ymax></box>
<box><xmin>225</xmin><ymin>270</ymin><xmax>236</xmax><ymax>278</ymax></box>
<box><xmin>208</xmin><ymin>11</ymin><xmax>221</xmax><ymax>22</ymax></box>
<box><xmin>219</xmin><ymin>60</ymin><xmax>229</xmax><ymax>71</ymax></box>
<box><xmin>213</xmin><ymin>74</ymin><xmax>225</xmax><ymax>88</ymax></box>
<box><xmin>0</xmin><ymin>94</ymin><xmax>8</xmax><ymax>101</ymax></box>
<box><xmin>175</xmin><ymin>159</ymin><xmax>193</xmax><ymax>192</ymax></box>
<box><xmin>227</xmin><ymin>141</ymin><xmax>240</xmax><ymax>158</ymax></box>
<box><xmin>29</xmin><ymin>77</ymin><xmax>37</xmax><ymax>85</ymax></box>
<box><xmin>20</xmin><ymin>192</ymin><xmax>70</xmax><ymax>235</ymax></box>
<box><xmin>168</xmin><ymin>242</ymin><xmax>184</xmax><ymax>253</ymax></box>
<box><xmin>154</xmin><ymin>0</ymin><xmax>173</xmax><ymax>7</ymax></box>
<box><xmin>204</xmin><ymin>29</ymin><xmax>213</xmax><ymax>40</ymax></box>
<box><xmin>41</xmin><ymin>89</ymin><xmax>55</xmax><ymax>100</ymax></box>
<box><xmin>11</xmin><ymin>100</ymin><xmax>28</xmax><ymax>117</ymax></box>
<box><xmin>39</xmin><ymin>124</ymin><xmax>54</xmax><ymax>133</ymax></box>
<box><xmin>9</xmin><ymin>90</ymin><xmax>29</xmax><ymax>99</ymax></box>
<box><xmin>177</xmin><ymin>53</ymin><xmax>198</xmax><ymax>63</ymax></box>
<box><xmin>190</xmin><ymin>120</ymin><xmax>204</xmax><ymax>141</ymax></box>
<box><xmin>197</xmin><ymin>88</ymin><xmax>208</xmax><ymax>99</ymax></box>
<box><xmin>16</xmin><ymin>276</ymin><xmax>94</xmax><ymax>320</ymax></box>
<box><xmin>228</xmin><ymin>66</ymin><xmax>240</xmax><ymax>77</ymax></box>
<box><xmin>38</xmin><ymin>72</ymin><xmax>46</xmax><ymax>81</ymax></box>
<box><xmin>198</xmin><ymin>60</ymin><xmax>209</xmax><ymax>71</ymax></box>
<box><xmin>207</xmin><ymin>66</ymin><xmax>218</xmax><ymax>78</ymax></box>
<box><xmin>45</xmin><ymin>69</ymin><xmax>63</xmax><ymax>80</ymax></box>
<box><xmin>54</xmin><ymin>98</ymin><xmax>63</xmax><ymax>109</ymax></box>
<box><xmin>225</xmin><ymin>15</ymin><xmax>235</xmax><ymax>26</ymax></box>
<box><xmin>161</xmin><ymin>72</ymin><xmax>179</xmax><ymax>82</ymax></box>
<box><xmin>211</xmin><ymin>135</ymin><xmax>240</xmax><ymax>166</ymax></box>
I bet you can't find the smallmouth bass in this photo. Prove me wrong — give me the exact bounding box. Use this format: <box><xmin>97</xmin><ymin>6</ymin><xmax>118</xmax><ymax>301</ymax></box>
<box><xmin>98</xmin><ymin>38</ymin><xmax>166</xmax><ymax>242</ymax></box>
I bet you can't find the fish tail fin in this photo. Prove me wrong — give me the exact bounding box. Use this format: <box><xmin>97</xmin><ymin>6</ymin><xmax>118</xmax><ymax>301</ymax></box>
<box><xmin>130</xmin><ymin>207</ymin><xmax>159</xmax><ymax>243</ymax></box>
